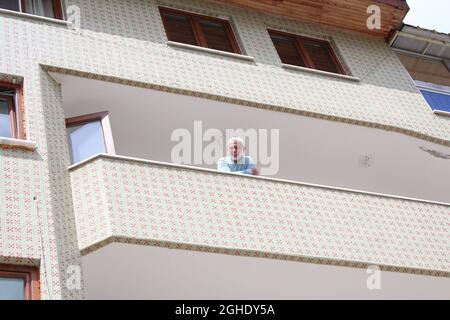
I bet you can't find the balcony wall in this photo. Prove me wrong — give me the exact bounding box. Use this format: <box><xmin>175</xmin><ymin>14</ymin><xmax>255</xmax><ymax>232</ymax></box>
<box><xmin>0</xmin><ymin>147</ymin><xmax>41</xmax><ymax>265</ymax></box>
<box><xmin>69</xmin><ymin>154</ymin><xmax>450</xmax><ymax>276</ymax></box>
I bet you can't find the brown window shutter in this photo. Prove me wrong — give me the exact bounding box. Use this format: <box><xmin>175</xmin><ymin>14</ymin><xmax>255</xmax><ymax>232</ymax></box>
<box><xmin>302</xmin><ymin>40</ymin><xmax>341</xmax><ymax>74</ymax></box>
<box><xmin>270</xmin><ymin>33</ymin><xmax>307</xmax><ymax>67</ymax></box>
<box><xmin>160</xmin><ymin>7</ymin><xmax>241</xmax><ymax>54</ymax></box>
<box><xmin>269</xmin><ymin>29</ymin><xmax>345</xmax><ymax>75</ymax></box>
<box><xmin>160</xmin><ymin>10</ymin><xmax>198</xmax><ymax>46</ymax></box>
<box><xmin>198</xmin><ymin>19</ymin><xmax>235</xmax><ymax>53</ymax></box>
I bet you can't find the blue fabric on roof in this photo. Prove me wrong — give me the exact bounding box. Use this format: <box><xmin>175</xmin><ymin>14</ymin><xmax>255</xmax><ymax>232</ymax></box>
<box><xmin>420</xmin><ymin>90</ymin><xmax>450</xmax><ymax>113</ymax></box>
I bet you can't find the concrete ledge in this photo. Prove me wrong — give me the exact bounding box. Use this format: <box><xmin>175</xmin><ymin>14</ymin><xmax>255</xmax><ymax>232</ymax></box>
<box><xmin>69</xmin><ymin>153</ymin><xmax>450</xmax><ymax>207</ymax></box>
<box><xmin>0</xmin><ymin>8</ymin><xmax>70</xmax><ymax>26</ymax></box>
<box><xmin>0</xmin><ymin>137</ymin><xmax>37</xmax><ymax>151</ymax></box>
<box><xmin>167</xmin><ymin>41</ymin><xmax>256</xmax><ymax>62</ymax></box>
<box><xmin>282</xmin><ymin>64</ymin><xmax>361</xmax><ymax>82</ymax></box>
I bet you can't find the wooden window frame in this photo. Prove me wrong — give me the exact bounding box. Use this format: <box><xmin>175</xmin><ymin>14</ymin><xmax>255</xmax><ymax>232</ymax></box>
<box><xmin>13</xmin><ymin>0</ymin><xmax>64</xmax><ymax>19</ymax></box>
<box><xmin>66</xmin><ymin>111</ymin><xmax>116</xmax><ymax>158</ymax></box>
<box><xmin>159</xmin><ymin>6</ymin><xmax>242</xmax><ymax>55</ymax></box>
<box><xmin>0</xmin><ymin>81</ymin><xmax>25</xmax><ymax>140</ymax></box>
<box><xmin>0</xmin><ymin>264</ymin><xmax>40</xmax><ymax>300</ymax></box>
<box><xmin>268</xmin><ymin>29</ymin><xmax>346</xmax><ymax>75</ymax></box>
<box><xmin>50</xmin><ymin>0</ymin><xmax>64</xmax><ymax>20</ymax></box>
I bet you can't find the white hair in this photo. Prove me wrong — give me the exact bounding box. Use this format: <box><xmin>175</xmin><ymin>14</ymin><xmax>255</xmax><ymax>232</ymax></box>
<box><xmin>227</xmin><ymin>137</ymin><xmax>245</xmax><ymax>147</ymax></box>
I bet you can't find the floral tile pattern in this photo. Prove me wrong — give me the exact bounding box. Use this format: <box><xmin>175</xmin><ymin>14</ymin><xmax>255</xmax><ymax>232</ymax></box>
<box><xmin>1</xmin><ymin>0</ymin><xmax>450</xmax><ymax>299</ymax></box>
<box><xmin>70</xmin><ymin>156</ymin><xmax>450</xmax><ymax>276</ymax></box>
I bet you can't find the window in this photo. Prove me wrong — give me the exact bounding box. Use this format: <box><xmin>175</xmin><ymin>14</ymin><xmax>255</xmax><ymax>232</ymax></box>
<box><xmin>268</xmin><ymin>30</ymin><xmax>345</xmax><ymax>75</ymax></box>
<box><xmin>0</xmin><ymin>82</ymin><xmax>24</xmax><ymax>140</ymax></box>
<box><xmin>0</xmin><ymin>265</ymin><xmax>40</xmax><ymax>300</ymax></box>
<box><xmin>416</xmin><ymin>81</ymin><xmax>450</xmax><ymax>116</ymax></box>
<box><xmin>0</xmin><ymin>0</ymin><xmax>63</xmax><ymax>19</ymax></box>
<box><xmin>159</xmin><ymin>7</ymin><xmax>241</xmax><ymax>54</ymax></box>
<box><xmin>66</xmin><ymin>112</ymin><xmax>115</xmax><ymax>164</ymax></box>
<box><xmin>419</xmin><ymin>90</ymin><xmax>450</xmax><ymax>115</ymax></box>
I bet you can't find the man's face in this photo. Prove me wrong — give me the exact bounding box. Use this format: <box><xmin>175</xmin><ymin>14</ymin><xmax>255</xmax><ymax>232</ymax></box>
<box><xmin>227</xmin><ymin>139</ymin><xmax>245</xmax><ymax>161</ymax></box>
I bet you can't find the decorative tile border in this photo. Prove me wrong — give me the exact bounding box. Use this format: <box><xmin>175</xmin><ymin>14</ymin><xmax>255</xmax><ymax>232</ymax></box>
<box><xmin>81</xmin><ymin>237</ymin><xmax>450</xmax><ymax>278</ymax></box>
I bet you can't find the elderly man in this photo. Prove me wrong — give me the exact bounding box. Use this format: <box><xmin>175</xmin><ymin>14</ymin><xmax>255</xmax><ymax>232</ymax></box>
<box><xmin>217</xmin><ymin>137</ymin><xmax>260</xmax><ymax>176</ymax></box>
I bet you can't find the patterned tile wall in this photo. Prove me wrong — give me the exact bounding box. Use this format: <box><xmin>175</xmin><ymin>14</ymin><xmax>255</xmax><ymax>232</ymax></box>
<box><xmin>0</xmin><ymin>72</ymin><xmax>84</xmax><ymax>299</ymax></box>
<box><xmin>70</xmin><ymin>156</ymin><xmax>450</xmax><ymax>275</ymax></box>
<box><xmin>66</xmin><ymin>0</ymin><xmax>449</xmax><ymax>143</ymax></box>
<box><xmin>1</xmin><ymin>0</ymin><xmax>449</xmax><ymax>299</ymax></box>
<box><xmin>0</xmin><ymin>148</ymin><xmax>41</xmax><ymax>265</ymax></box>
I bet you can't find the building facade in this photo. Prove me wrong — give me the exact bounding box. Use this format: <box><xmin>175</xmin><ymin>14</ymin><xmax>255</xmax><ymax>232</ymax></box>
<box><xmin>0</xmin><ymin>0</ymin><xmax>449</xmax><ymax>299</ymax></box>
<box><xmin>391</xmin><ymin>24</ymin><xmax>450</xmax><ymax>117</ymax></box>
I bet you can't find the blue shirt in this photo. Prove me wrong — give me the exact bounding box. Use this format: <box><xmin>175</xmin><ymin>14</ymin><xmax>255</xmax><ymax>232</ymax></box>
<box><xmin>217</xmin><ymin>156</ymin><xmax>256</xmax><ymax>175</ymax></box>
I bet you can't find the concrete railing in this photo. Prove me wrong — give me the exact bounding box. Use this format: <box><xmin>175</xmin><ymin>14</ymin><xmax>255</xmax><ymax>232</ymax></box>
<box><xmin>69</xmin><ymin>154</ymin><xmax>450</xmax><ymax>275</ymax></box>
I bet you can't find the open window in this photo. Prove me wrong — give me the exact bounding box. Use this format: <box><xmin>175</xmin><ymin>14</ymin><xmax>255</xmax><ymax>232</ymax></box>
<box><xmin>0</xmin><ymin>82</ymin><xmax>24</xmax><ymax>140</ymax></box>
<box><xmin>0</xmin><ymin>265</ymin><xmax>40</xmax><ymax>300</ymax></box>
<box><xmin>66</xmin><ymin>111</ymin><xmax>115</xmax><ymax>164</ymax></box>
<box><xmin>159</xmin><ymin>7</ymin><xmax>242</xmax><ymax>54</ymax></box>
<box><xmin>268</xmin><ymin>29</ymin><xmax>345</xmax><ymax>75</ymax></box>
<box><xmin>415</xmin><ymin>81</ymin><xmax>450</xmax><ymax>116</ymax></box>
<box><xmin>0</xmin><ymin>0</ymin><xmax>63</xmax><ymax>19</ymax></box>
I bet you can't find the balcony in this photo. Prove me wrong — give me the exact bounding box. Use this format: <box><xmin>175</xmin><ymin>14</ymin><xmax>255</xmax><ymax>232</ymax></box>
<box><xmin>55</xmin><ymin>73</ymin><xmax>449</xmax><ymax>276</ymax></box>
<box><xmin>70</xmin><ymin>153</ymin><xmax>449</xmax><ymax>276</ymax></box>
<box><xmin>58</xmin><ymin>75</ymin><xmax>449</xmax><ymax>298</ymax></box>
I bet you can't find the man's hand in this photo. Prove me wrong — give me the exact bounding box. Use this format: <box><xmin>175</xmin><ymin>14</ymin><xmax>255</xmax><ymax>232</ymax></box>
<box><xmin>252</xmin><ymin>168</ymin><xmax>260</xmax><ymax>176</ymax></box>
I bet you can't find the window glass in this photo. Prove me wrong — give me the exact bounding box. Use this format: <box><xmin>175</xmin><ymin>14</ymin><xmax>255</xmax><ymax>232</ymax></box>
<box><xmin>67</xmin><ymin>121</ymin><xmax>107</xmax><ymax>164</ymax></box>
<box><xmin>0</xmin><ymin>0</ymin><xmax>20</xmax><ymax>11</ymax></box>
<box><xmin>24</xmin><ymin>0</ymin><xmax>55</xmax><ymax>18</ymax></box>
<box><xmin>303</xmin><ymin>41</ymin><xmax>339</xmax><ymax>73</ymax></box>
<box><xmin>160</xmin><ymin>8</ymin><xmax>241</xmax><ymax>54</ymax></box>
<box><xmin>0</xmin><ymin>0</ymin><xmax>58</xmax><ymax>18</ymax></box>
<box><xmin>0</xmin><ymin>277</ymin><xmax>25</xmax><ymax>300</ymax></box>
<box><xmin>161</xmin><ymin>11</ymin><xmax>198</xmax><ymax>46</ymax></box>
<box><xmin>420</xmin><ymin>90</ymin><xmax>450</xmax><ymax>113</ymax></box>
<box><xmin>0</xmin><ymin>99</ymin><xmax>12</xmax><ymax>138</ymax></box>
<box><xmin>270</xmin><ymin>34</ymin><xmax>306</xmax><ymax>67</ymax></box>
<box><xmin>199</xmin><ymin>19</ymin><xmax>235</xmax><ymax>53</ymax></box>
<box><xmin>269</xmin><ymin>30</ymin><xmax>344</xmax><ymax>74</ymax></box>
